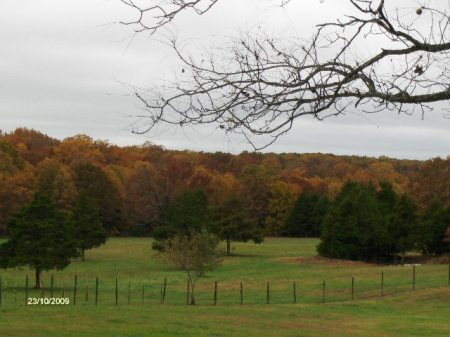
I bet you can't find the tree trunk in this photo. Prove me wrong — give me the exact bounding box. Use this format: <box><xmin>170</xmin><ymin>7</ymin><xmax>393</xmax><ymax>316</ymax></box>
<box><xmin>226</xmin><ymin>238</ymin><xmax>231</xmax><ymax>256</ymax></box>
<box><xmin>81</xmin><ymin>248</ymin><xmax>85</xmax><ymax>262</ymax></box>
<box><xmin>190</xmin><ymin>281</ymin><xmax>196</xmax><ymax>305</ymax></box>
<box><xmin>35</xmin><ymin>268</ymin><xmax>41</xmax><ymax>289</ymax></box>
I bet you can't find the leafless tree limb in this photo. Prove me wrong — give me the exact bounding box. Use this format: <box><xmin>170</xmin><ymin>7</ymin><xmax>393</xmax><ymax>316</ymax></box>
<box><xmin>121</xmin><ymin>0</ymin><xmax>450</xmax><ymax>149</ymax></box>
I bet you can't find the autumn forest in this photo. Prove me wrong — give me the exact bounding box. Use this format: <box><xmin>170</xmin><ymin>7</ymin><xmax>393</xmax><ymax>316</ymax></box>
<box><xmin>0</xmin><ymin>128</ymin><xmax>449</xmax><ymax>260</ymax></box>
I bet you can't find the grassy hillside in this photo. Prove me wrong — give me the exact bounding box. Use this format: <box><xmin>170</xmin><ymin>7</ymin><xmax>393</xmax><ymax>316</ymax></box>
<box><xmin>0</xmin><ymin>238</ymin><xmax>449</xmax><ymax>336</ymax></box>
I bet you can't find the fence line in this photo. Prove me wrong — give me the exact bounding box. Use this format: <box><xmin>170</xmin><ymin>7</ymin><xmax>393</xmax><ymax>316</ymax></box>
<box><xmin>0</xmin><ymin>264</ymin><xmax>449</xmax><ymax>307</ymax></box>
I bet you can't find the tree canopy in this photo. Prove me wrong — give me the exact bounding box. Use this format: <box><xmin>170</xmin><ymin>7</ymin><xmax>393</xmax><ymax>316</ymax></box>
<box><xmin>72</xmin><ymin>192</ymin><xmax>108</xmax><ymax>261</ymax></box>
<box><xmin>153</xmin><ymin>188</ymin><xmax>210</xmax><ymax>250</ymax></box>
<box><xmin>212</xmin><ymin>194</ymin><xmax>263</xmax><ymax>256</ymax></box>
<box><xmin>285</xmin><ymin>194</ymin><xmax>330</xmax><ymax>237</ymax></box>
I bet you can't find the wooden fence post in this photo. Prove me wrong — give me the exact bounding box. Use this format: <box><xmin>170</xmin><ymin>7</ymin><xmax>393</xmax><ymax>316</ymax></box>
<box><xmin>322</xmin><ymin>281</ymin><xmax>326</xmax><ymax>304</ymax></box>
<box><xmin>214</xmin><ymin>281</ymin><xmax>217</xmax><ymax>306</ymax></box>
<box><xmin>186</xmin><ymin>279</ymin><xmax>190</xmax><ymax>305</ymax></box>
<box><xmin>115</xmin><ymin>277</ymin><xmax>118</xmax><ymax>306</ymax></box>
<box><xmin>162</xmin><ymin>278</ymin><xmax>167</xmax><ymax>304</ymax></box>
<box><xmin>240</xmin><ymin>282</ymin><xmax>243</xmax><ymax>305</ymax></box>
<box><xmin>412</xmin><ymin>265</ymin><xmax>416</xmax><ymax>291</ymax></box>
<box><xmin>95</xmin><ymin>277</ymin><xmax>99</xmax><ymax>306</ymax></box>
<box><xmin>351</xmin><ymin>277</ymin><xmax>355</xmax><ymax>300</ymax></box>
<box><xmin>381</xmin><ymin>271</ymin><xmax>384</xmax><ymax>297</ymax></box>
<box><xmin>293</xmin><ymin>282</ymin><xmax>297</xmax><ymax>304</ymax></box>
<box><xmin>266</xmin><ymin>282</ymin><xmax>270</xmax><ymax>304</ymax></box>
<box><xmin>73</xmin><ymin>275</ymin><xmax>77</xmax><ymax>305</ymax></box>
<box><xmin>25</xmin><ymin>275</ymin><xmax>29</xmax><ymax>305</ymax></box>
<box><xmin>128</xmin><ymin>282</ymin><xmax>131</xmax><ymax>305</ymax></box>
<box><xmin>85</xmin><ymin>285</ymin><xmax>89</xmax><ymax>302</ymax></box>
<box><xmin>50</xmin><ymin>274</ymin><xmax>54</xmax><ymax>298</ymax></box>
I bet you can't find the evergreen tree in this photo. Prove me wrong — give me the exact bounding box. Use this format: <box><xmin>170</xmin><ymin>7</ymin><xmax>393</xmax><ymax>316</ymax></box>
<box><xmin>285</xmin><ymin>194</ymin><xmax>329</xmax><ymax>237</ymax></box>
<box><xmin>0</xmin><ymin>193</ymin><xmax>78</xmax><ymax>288</ymax></box>
<box><xmin>72</xmin><ymin>192</ymin><xmax>107</xmax><ymax>261</ymax></box>
<box><xmin>386</xmin><ymin>195</ymin><xmax>419</xmax><ymax>258</ymax></box>
<box><xmin>212</xmin><ymin>194</ymin><xmax>263</xmax><ymax>256</ymax></box>
<box><xmin>318</xmin><ymin>182</ymin><xmax>388</xmax><ymax>261</ymax></box>
<box><xmin>377</xmin><ymin>181</ymin><xmax>398</xmax><ymax>217</ymax></box>
<box><xmin>419</xmin><ymin>201</ymin><xmax>450</xmax><ymax>255</ymax></box>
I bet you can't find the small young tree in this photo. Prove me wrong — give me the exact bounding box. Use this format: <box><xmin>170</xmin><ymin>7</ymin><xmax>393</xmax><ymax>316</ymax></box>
<box><xmin>72</xmin><ymin>192</ymin><xmax>107</xmax><ymax>261</ymax></box>
<box><xmin>0</xmin><ymin>193</ymin><xmax>79</xmax><ymax>288</ymax></box>
<box><xmin>163</xmin><ymin>232</ymin><xmax>223</xmax><ymax>305</ymax></box>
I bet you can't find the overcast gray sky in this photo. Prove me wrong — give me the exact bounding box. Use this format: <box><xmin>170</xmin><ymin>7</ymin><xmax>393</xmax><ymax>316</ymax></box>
<box><xmin>1</xmin><ymin>0</ymin><xmax>449</xmax><ymax>160</ymax></box>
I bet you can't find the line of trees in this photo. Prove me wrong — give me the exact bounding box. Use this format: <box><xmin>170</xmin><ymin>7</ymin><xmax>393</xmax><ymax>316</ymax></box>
<box><xmin>0</xmin><ymin>190</ymin><xmax>108</xmax><ymax>288</ymax></box>
<box><xmin>2</xmin><ymin>127</ymin><xmax>444</xmax><ymax>239</ymax></box>
<box><xmin>293</xmin><ymin>181</ymin><xmax>450</xmax><ymax>262</ymax></box>
<box><xmin>0</xmin><ymin>128</ymin><xmax>449</xmax><ymax>276</ymax></box>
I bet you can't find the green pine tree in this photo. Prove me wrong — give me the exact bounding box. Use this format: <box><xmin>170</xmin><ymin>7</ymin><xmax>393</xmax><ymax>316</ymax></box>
<box><xmin>0</xmin><ymin>193</ymin><xmax>79</xmax><ymax>288</ymax></box>
<box><xmin>420</xmin><ymin>201</ymin><xmax>450</xmax><ymax>255</ymax></box>
<box><xmin>285</xmin><ymin>194</ymin><xmax>329</xmax><ymax>237</ymax></box>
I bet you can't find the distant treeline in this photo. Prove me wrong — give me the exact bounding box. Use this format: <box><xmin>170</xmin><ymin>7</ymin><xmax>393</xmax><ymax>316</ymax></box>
<box><xmin>0</xmin><ymin>128</ymin><xmax>449</xmax><ymax>249</ymax></box>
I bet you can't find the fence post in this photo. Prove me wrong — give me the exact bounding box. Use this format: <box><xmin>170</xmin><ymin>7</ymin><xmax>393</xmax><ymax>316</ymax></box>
<box><xmin>73</xmin><ymin>275</ymin><xmax>77</xmax><ymax>305</ymax></box>
<box><xmin>50</xmin><ymin>274</ymin><xmax>54</xmax><ymax>298</ymax></box>
<box><xmin>95</xmin><ymin>277</ymin><xmax>99</xmax><ymax>306</ymax></box>
<box><xmin>351</xmin><ymin>277</ymin><xmax>355</xmax><ymax>300</ymax></box>
<box><xmin>186</xmin><ymin>279</ymin><xmax>190</xmax><ymax>305</ymax></box>
<box><xmin>448</xmin><ymin>264</ymin><xmax>450</xmax><ymax>286</ymax></box>
<box><xmin>240</xmin><ymin>282</ymin><xmax>243</xmax><ymax>305</ymax></box>
<box><xmin>381</xmin><ymin>271</ymin><xmax>384</xmax><ymax>297</ymax></box>
<box><xmin>293</xmin><ymin>282</ymin><xmax>297</xmax><ymax>304</ymax></box>
<box><xmin>322</xmin><ymin>281</ymin><xmax>326</xmax><ymax>304</ymax></box>
<box><xmin>266</xmin><ymin>282</ymin><xmax>270</xmax><ymax>304</ymax></box>
<box><xmin>214</xmin><ymin>281</ymin><xmax>217</xmax><ymax>306</ymax></box>
<box><xmin>412</xmin><ymin>265</ymin><xmax>416</xmax><ymax>291</ymax></box>
<box><xmin>162</xmin><ymin>278</ymin><xmax>167</xmax><ymax>304</ymax></box>
<box><xmin>14</xmin><ymin>286</ymin><xmax>17</xmax><ymax>304</ymax></box>
<box><xmin>115</xmin><ymin>277</ymin><xmax>118</xmax><ymax>306</ymax></box>
<box><xmin>128</xmin><ymin>282</ymin><xmax>131</xmax><ymax>305</ymax></box>
<box><xmin>85</xmin><ymin>285</ymin><xmax>89</xmax><ymax>302</ymax></box>
<box><xmin>25</xmin><ymin>275</ymin><xmax>29</xmax><ymax>305</ymax></box>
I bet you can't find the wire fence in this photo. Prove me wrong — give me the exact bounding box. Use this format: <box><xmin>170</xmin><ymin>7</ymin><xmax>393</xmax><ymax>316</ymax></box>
<box><xmin>0</xmin><ymin>264</ymin><xmax>449</xmax><ymax>307</ymax></box>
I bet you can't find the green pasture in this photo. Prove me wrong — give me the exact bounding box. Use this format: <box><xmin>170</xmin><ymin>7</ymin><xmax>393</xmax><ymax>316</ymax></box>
<box><xmin>0</xmin><ymin>238</ymin><xmax>449</xmax><ymax>337</ymax></box>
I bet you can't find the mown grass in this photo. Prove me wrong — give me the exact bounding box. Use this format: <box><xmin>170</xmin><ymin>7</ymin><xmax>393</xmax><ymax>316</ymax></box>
<box><xmin>0</xmin><ymin>238</ymin><xmax>449</xmax><ymax>337</ymax></box>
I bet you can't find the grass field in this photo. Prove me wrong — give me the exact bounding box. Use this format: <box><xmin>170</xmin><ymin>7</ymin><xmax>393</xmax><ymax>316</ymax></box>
<box><xmin>0</xmin><ymin>238</ymin><xmax>449</xmax><ymax>337</ymax></box>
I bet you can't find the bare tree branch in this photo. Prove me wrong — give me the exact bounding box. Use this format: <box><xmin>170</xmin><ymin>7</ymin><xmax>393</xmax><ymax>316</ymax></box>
<box><xmin>121</xmin><ymin>0</ymin><xmax>450</xmax><ymax>149</ymax></box>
